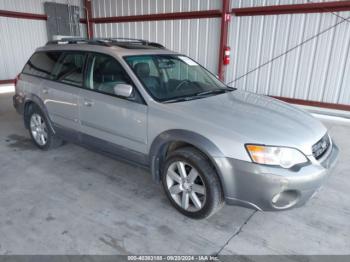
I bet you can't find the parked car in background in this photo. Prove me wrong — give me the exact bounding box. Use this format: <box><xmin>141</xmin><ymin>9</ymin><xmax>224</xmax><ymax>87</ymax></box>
<box><xmin>13</xmin><ymin>38</ymin><xmax>339</xmax><ymax>218</ymax></box>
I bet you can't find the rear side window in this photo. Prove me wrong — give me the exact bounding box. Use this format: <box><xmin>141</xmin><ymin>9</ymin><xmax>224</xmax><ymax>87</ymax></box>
<box><xmin>22</xmin><ymin>52</ymin><xmax>61</xmax><ymax>79</ymax></box>
<box><xmin>52</xmin><ymin>52</ymin><xmax>86</xmax><ymax>87</ymax></box>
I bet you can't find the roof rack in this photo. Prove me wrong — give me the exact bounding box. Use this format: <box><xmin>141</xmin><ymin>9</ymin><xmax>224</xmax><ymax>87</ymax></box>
<box><xmin>46</xmin><ymin>37</ymin><xmax>166</xmax><ymax>49</ymax></box>
<box><xmin>46</xmin><ymin>38</ymin><xmax>110</xmax><ymax>46</ymax></box>
<box><xmin>98</xmin><ymin>38</ymin><xmax>166</xmax><ymax>49</ymax></box>
<box><xmin>101</xmin><ymin>37</ymin><xmax>147</xmax><ymax>43</ymax></box>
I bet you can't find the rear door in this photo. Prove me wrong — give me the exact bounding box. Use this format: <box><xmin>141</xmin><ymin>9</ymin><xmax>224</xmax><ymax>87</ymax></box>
<box><xmin>43</xmin><ymin>51</ymin><xmax>86</xmax><ymax>135</ymax></box>
<box><xmin>79</xmin><ymin>53</ymin><xmax>148</xmax><ymax>159</ymax></box>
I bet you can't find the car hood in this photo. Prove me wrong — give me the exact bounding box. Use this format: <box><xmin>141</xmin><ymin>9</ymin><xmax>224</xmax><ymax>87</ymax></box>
<box><xmin>163</xmin><ymin>90</ymin><xmax>327</xmax><ymax>156</ymax></box>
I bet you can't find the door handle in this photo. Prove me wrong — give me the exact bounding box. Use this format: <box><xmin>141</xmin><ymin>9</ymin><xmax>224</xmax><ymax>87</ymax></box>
<box><xmin>83</xmin><ymin>100</ymin><xmax>94</xmax><ymax>107</ymax></box>
<box><xmin>42</xmin><ymin>88</ymin><xmax>48</xmax><ymax>94</ymax></box>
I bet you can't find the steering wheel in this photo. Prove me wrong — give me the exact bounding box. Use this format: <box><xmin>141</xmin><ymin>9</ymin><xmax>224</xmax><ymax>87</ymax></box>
<box><xmin>174</xmin><ymin>80</ymin><xmax>192</xmax><ymax>92</ymax></box>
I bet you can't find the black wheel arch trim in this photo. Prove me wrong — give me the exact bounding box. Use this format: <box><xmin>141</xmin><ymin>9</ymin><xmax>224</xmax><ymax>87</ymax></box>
<box><xmin>23</xmin><ymin>94</ymin><xmax>55</xmax><ymax>134</ymax></box>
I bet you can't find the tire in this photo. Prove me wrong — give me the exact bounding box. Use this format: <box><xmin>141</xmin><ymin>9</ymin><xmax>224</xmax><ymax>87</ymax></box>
<box><xmin>162</xmin><ymin>147</ymin><xmax>224</xmax><ymax>219</ymax></box>
<box><xmin>27</xmin><ymin>104</ymin><xmax>63</xmax><ymax>150</ymax></box>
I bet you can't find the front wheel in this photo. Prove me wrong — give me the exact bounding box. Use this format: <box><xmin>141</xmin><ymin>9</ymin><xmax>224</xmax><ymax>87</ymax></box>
<box><xmin>162</xmin><ymin>147</ymin><xmax>223</xmax><ymax>219</ymax></box>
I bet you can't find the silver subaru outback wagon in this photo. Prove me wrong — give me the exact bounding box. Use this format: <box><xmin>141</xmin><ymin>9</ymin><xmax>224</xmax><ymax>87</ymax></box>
<box><xmin>13</xmin><ymin>38</ymin><xmax>339</xmax><ymax>219</ymax></box>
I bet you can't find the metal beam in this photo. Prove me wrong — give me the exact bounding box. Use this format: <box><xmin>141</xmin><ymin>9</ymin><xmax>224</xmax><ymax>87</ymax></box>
<box><xmin>232</xmin><ymin>1</ymin><xmax>350</xmax><ymax>16</ymax></box>
<box><xmin>218</xmin><ymin>0</ymin><xmax>230</xmax><ymax>80</ymax></box>
<box><xmin>92</xmin><ymin>10</ymin><xmax>221</xmax><ymax>24</ymax></box>
<box><xmin>0</xmin><ymin>9</ymin><xmax>47</xmax><ymax>20</ymax></box>
<box><xmin>0</xmin><ymin>9</ymin><xmax>87</xmax><ymax>24</ymax></box>
<box><xmin>0</xmin><ymin>79</ymin><xmax>15</xmax><ymax>85</ymax></box>
<box><xmin>272</xmin><ymin>96</ymin><xmax>350</xmax><ymax>112</ymax></box>
<box><xmin>84</xmin><ymin>0</ymin><xmax>94</xmax><ymax>39</ymax></box>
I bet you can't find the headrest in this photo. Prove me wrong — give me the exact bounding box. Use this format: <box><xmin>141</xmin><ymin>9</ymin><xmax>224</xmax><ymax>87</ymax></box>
<box><xmin>102</xmin><ymin>60</ymin><xmax>123</xmax><ymax>75</ymax></box>
<box><xmin>94</xmin><ymin>60</ymin><xmax>124</xmax><ymax>83</ymax></box>
<box><xmin>134</xmin><ymin>63</ymin><xmax>150</xmax><ymax>78</ymax></box>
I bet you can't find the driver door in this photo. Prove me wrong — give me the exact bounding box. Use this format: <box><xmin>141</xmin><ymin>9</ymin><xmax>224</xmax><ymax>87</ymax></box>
<box><xmin>79</xmin><ymin>53</ymin><xmax>148</xmax><ymax>161</ymax></box>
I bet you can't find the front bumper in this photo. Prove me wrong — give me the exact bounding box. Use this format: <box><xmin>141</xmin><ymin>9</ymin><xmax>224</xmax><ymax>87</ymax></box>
<box><xmin>214</xmin><ymin>144</ymin><xmax>339</xmax><ymax>211</ymax></box>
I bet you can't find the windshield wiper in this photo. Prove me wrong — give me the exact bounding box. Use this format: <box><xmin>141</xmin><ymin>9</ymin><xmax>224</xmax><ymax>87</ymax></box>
<box><xmin>163</xmin><ymin>96</ymin><xmax>198</xmax><ymax>104</ymax></box>
<box><xmin>162</xmin><ymin>88</ymin><xmax>235</xmax><ymax>103</ymax></box>
<box><xmin>195</xmin><ymin>88</ymin><xmax>232</xmax><ymax>97</ymax></box>
<box><xmin>162</xmin><ymin>94</ymin><xmax>208</xmax><ymax>104</ymax></box>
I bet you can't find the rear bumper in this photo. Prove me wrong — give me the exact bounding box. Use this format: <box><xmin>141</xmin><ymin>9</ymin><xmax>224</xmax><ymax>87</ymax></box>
<box><xmin>13</xmin><ymin>94</ymin><xmax>24</xmax><ymax>114</ymax></box>
<box><xmin>214</xmin><ymin>144</ymin><xmax>339</xmax><ymax>211</ymax></box>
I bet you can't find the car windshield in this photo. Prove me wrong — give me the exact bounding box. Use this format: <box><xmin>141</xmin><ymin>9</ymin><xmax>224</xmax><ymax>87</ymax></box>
<box><xmin>124</xmin><ymin>55</ymin><xmax>233</xmax><ymax>102</ymax></box>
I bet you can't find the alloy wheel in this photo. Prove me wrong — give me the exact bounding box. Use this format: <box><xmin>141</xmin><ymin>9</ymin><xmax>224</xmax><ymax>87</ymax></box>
<box><xmin>165</xmin><ymin>161</ymin><xmax>206</xmax><ymax>212</ymax></box>
<box><xmin>30</xmin><ymin>113</ymin><xmax>48</xmax><ymax>146</ymax></box>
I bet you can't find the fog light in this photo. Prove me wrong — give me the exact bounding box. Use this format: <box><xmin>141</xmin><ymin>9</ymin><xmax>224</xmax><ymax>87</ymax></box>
<box><xmin>272</xmin><ymin>190</ymin><xmax>299</xmax><ymax>209</ymax></box>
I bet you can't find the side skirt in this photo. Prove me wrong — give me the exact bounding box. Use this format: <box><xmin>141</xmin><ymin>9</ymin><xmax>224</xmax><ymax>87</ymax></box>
<box><xmin>53</xmin><ymin>124</ymin><xmax>150</xmax><ymax>170</ymax></box>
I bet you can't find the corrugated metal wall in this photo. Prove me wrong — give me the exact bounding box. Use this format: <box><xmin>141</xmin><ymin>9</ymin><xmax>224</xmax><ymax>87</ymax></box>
<box><xmin>92</xmin><ymin>0</ymin><xmax>222</xmax><ymax>16</ymax></box>
<box><xmin>90</xmin><ymin>0</ymin><xmax>350</xmax><ymax>105</ymax></box>
<box><xmin>0</xmin><ymin>0</ymin><xmax>85</xmax><ymax>80</ymax></box>
<box><xmin>92</xmin><ymin>0</ymin><xmax>222</xmax><ymax>74</ymax></box>
<box><xmin>2</xmin><ymin>0</ymin><xmax>349</xmax><ymax>106</ymax></box>
<box><xmin>0</xmin><ymin>17</ymin><xmax>47</xmax><ymax>80</ymax></box>
<box><xmin>227</xmin><ymin>0</ymin><xmax>350</xmax><ymax>105</ymax></box>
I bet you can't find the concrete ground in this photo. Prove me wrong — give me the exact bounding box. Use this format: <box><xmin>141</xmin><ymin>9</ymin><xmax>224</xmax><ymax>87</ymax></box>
<box><xmin>0</xmin><ymin>90</ymin><xmax>349</xmax><ymax>255</ymax></box>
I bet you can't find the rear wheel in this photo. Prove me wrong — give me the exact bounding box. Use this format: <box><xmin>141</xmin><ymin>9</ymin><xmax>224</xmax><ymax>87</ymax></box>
<box><xmin>28</xmin><ymin>105</ymin><xmax>63</xmax><ymax>150</ymax></box>
<box><xmin>162</xmin><ymin>147</ymin><xmax>223</xmax><ymax>219</ymax></box>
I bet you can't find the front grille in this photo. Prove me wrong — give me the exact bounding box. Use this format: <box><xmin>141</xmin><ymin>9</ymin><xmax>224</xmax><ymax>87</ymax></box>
<box><xmin>312</xmin><ymin>134</ymin><xmax>330</xmax><ymax>160</ymax></box>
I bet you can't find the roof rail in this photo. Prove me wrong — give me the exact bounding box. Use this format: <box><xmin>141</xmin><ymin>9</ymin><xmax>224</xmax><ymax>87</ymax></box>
<box><xmin>96</xmin><ymin>38</ymin><xmax>166</xmax><ymax>49</ymax></box>
<box><xmin>100</xmin><ymin>37</ymin><xmax>147</xmax><ymax>43</ymax></box>
<box><xmin>46</xmin><ymin>38</ymin><xmax>110</xmax><ymax>46</ymax></box>
<box><xmin>45</xmin><ymin>37</ymin><xmax>166</xmax><ymax>49</ymax></box>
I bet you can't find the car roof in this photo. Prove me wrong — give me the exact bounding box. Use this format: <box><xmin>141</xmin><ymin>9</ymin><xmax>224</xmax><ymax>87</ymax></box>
<box><xmin>37</xmin><ymin>39</ymin><xmax>179</xmax><ymax>57</ymax></box>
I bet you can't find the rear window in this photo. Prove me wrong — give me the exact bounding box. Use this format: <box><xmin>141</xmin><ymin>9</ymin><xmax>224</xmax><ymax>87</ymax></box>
<box><xmin>51</xmin><ymin>52</ymin><xmax>86</xmax><ymax>87</ymax></box>
<box><xmin>22</xmin><ymin>52</ymin><xmax>61</xmax><ymax>79</ymax></box>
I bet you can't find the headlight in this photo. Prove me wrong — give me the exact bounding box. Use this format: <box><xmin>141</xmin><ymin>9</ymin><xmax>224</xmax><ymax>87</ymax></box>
<box><xmin>245</xmin><ymin>145</ymin><xmax>308</xmax><ymax>168</ymax></box>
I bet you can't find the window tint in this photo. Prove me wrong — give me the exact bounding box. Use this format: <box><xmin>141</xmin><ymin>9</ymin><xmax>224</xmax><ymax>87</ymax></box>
<box><xmin>22</xmin><ymin>52</ymin><xmax>61</xmax><ymax>79</ymax></box>
<box><xmin>85</xmin><ymin>54</ymin><xmax>133</xmax><ymax>96</ymax></box>
<box><xmin>52</xmin><ymin>52</ymin><xmax>86</xmax><ymax>86</ymax></box>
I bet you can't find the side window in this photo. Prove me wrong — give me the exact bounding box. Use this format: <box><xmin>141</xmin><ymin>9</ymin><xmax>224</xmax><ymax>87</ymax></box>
<box><xmin>52</xmin><ymin>52</ymin><xmax>86</xmax><ymax>87</ymax></box>
<box><xmin>22</xmin><ymin>52</ymin><xmax>61</xmax><ymax>79</ymax></box>
<box><xmin>85</xmin><ymin>54</ymin><xmax>133</xmax><ymax>96</ymax></box>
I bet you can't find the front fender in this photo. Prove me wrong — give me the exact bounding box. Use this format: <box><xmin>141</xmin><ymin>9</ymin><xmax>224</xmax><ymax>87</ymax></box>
<box><xmin>149</xmin><ymin>129</ymin><xmax>226</xmax><ymax>184</ymax></box>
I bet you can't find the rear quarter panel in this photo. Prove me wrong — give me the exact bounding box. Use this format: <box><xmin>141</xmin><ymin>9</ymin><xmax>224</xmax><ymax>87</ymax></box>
<box><xmin>18</xmin><ymin>74</ymin><xmax>44</xmax><ymax>101</ymax></box>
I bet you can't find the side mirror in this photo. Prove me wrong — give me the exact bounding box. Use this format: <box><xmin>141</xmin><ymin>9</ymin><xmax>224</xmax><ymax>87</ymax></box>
<box><xmin>113</xmin><ymin>84</ymin><xmax>133</xmax><ymax>98</ymax></box>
